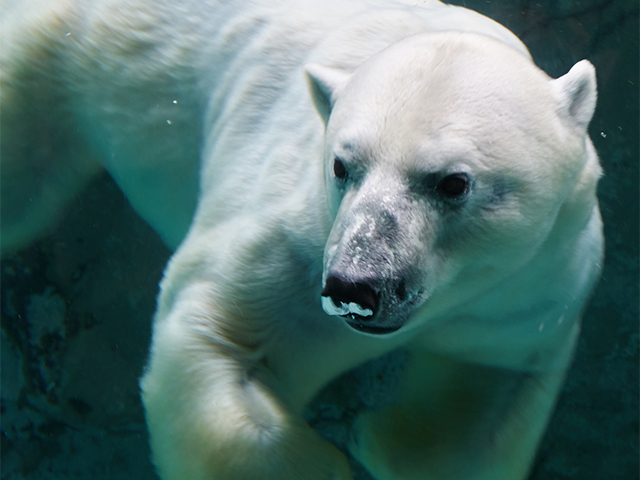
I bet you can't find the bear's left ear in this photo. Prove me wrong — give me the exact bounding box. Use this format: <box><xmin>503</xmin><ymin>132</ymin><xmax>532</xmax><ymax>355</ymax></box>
<box><xmin>550</xmin><ymin>60</ymin><xmax>597</xmax><ymax>131</ymax></box>
<box><xmin>305</xmin><ymin>63</ymin><xmax>351</xmax><ymax>125</ymax></box>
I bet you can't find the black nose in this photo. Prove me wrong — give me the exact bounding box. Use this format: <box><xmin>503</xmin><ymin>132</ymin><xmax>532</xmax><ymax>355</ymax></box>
<box><xmin>321</xmin><ymin>275</ymin><xmax>380</xmax><ymax>319</ymax></box>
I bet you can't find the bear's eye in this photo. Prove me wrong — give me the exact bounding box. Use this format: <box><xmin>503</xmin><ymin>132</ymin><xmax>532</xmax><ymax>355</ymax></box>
<box><xmin>333</xmin><ymin>158</ymin><xmax>348</xmax><ymax>180</ymax></box>
<box><xmin>437</xmin><ymin>173</ymin><xmax>470</xmax><ymax>199</ymax></box>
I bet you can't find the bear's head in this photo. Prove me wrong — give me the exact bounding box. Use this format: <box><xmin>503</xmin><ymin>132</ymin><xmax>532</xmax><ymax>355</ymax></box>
<box><xmin>306</xmin><ymin>33</ymin><xmax>600</xmax><ymax>336</ymax></box>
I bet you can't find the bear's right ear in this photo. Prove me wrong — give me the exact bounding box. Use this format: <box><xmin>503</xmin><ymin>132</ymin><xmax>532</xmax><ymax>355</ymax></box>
<box><xmin>550</xmin><ymin>60</ymin><xmax>597</xmax><ymax>132</ymax></box>
<box><xmin>304</xmin><ymin>63</ymin><xmax>351</xmax><ymax>125</ymax></box>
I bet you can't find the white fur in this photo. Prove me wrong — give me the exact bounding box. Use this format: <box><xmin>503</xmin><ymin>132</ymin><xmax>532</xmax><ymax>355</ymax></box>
<box><xmin>2</xmin><ymin>1</ymin><xmax>603</xmax><ymax>479</ymax></box>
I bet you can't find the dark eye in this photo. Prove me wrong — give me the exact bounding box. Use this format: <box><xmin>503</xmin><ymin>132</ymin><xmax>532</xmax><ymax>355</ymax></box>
<box><xmin>333</xmin><ymin>158</ymin><xmax>347</xmax><ymax>179</ymax></box>
<box><xmin>437</xmin><ymin>173</ymin><xmax>470</xmax><ymax>199</ymax></box>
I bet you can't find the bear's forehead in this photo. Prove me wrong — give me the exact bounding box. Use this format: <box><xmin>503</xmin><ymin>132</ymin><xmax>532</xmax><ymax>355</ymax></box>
<box><xmin>329</xmin><ymin>36</ymin><xmax>565</xmax><ymax>171</ymax></box>
<box><xmin>337</xmin><ymin>33</ymin><xmax>556</xmax><ymax>128</ymax></box>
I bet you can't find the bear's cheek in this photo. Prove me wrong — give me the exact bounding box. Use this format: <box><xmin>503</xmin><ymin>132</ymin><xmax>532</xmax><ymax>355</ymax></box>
<box><xmin>323</xmin><ymin>171</ymin><xmax>349</xmax><ymax>219</ymax></box>
<box><xmin>432</xmin><ymin>206</ymin><xmax>551</xmax><ymax>287</ymax></box>
<box><xmin>325</xmin><ymin>188</ymin><xmax>342</xmax><ymax>219</ymax></box>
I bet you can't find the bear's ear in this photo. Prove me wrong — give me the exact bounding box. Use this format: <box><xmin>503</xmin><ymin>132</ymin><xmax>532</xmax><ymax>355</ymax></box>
<box><xmin>304</xmin><ymin>63</ymin><xmax>351</xmax><ymax>125</ymax></box>
<box><xmin>550</xmin><ymin>60</ymin><xmax>597</xmax><ymax>131</ymax></box>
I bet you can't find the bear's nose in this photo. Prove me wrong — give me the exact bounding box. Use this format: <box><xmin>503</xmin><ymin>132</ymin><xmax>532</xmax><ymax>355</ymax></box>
<box><xmin>321</xmin><ymin>275</ymin><xmax>380</xmax><ymax>320</ymax></box>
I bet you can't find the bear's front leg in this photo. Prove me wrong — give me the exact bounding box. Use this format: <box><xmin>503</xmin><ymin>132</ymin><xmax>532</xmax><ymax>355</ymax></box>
<box><xmin>140</xmin><ymin>283</ymin><xmax>352</xmax><ymax>480</ymax></box>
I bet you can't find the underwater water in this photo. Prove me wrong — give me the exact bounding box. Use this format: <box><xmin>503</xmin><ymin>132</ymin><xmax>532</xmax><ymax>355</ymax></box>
<box><xmin>1</xmin><ymin>0</ymin><xmax>638</xmax><ymax>479</ymax></box>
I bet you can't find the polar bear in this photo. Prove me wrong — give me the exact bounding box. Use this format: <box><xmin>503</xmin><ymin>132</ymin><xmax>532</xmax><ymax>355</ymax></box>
<box><xmin>1</xmin><ymin>0</ymin><xmax>603</xmax><ymax>479</ymax></box>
